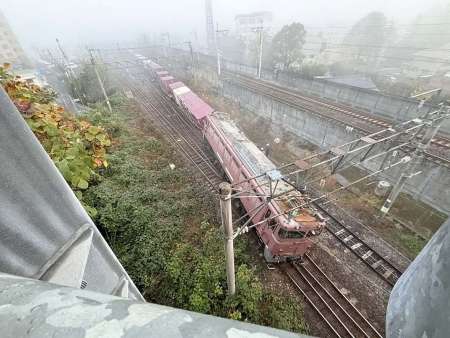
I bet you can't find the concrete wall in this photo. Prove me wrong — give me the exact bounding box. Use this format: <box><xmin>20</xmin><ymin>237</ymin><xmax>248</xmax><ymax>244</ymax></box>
<box><xmin>222</xmin><ymin>80</ymin><xmax>450</xmax><ymax>214</ymax></box>
<box><xmin>221</xmin><ymin>59</ymin><xmax>450</xmax><ymax>135</ymax></box>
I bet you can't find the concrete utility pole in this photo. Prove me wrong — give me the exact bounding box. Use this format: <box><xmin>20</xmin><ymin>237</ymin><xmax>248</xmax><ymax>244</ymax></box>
<box><xmin>219</xmin><ymin>182</ymin><xmax>235</xmax><ymax>295</ymax></box>
<box><xmin>165</xmin><ymin>32</ymin><xmax>171</xmax><ymax>48</ymax></box>
<box><xmin>205</xmin><ymin>0</ymin><xmax>216</xmax><ymax>54</ymax></box>
<box><xmin>55</xmin><ymin>39</ymin><xmax>84</xmax><ymax>107</ymax></box>
<box><xmin>254</xmin><ymin>24</ymin><xmax>264</xmax><ymax>79</ymax></box>
<box><xmin>185</xmin><ymin>41</ymin><xmax>195</xmax><ymax>78</ymax></box>
<box><xmin>215</xmin><ymin>24</ymin><xmax>228</xmax><ymax>77</ymax></box>
<box><xmin>381</xmin><ymin>108</ymin><xmax>448</xmax><ymax>214</ymax></box>
<box><xmin>89</xmin><ymin>49</ymin><xmax>113</xmax><ymax>114</ymax></box>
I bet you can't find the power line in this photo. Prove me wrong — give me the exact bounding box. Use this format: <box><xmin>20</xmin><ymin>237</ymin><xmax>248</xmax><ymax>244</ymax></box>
<box><xmin>305</xmin><ymin>21</ymin><xmax>450</xmax><ymax>30</ymax></box>
<box><xmin>90</xmin><ymin>44</ymin><xmax>450</xmax><ymax>68</ymax></box>
<box><xmin>218</xmin><ymin>45</ymin><xmax>450</xmax><ymax>66</ymax></box>
<box><xmin>307</xmin><ymin>41</ymin><xmax>450</xmax><ymax>53</ymax></box>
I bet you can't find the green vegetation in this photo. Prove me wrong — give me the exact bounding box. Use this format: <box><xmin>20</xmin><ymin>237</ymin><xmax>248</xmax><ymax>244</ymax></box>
<box><xmin>83</xmin><ymin>98</ymin><xmax>309</xmax><ymax>334</ymax></box>
<box><xmin>69</xmin><ymin>62</ymin><xmax>114</xmax><ymax>105</ymax></box>
<box><xmin>391</xmin><ymin>230</ymin><xmax>426</xmax><ymax>258</ymax></box>
<box><xmin>0</xmin><ymin>63</ymin><xmax>110</xmax><ymax>216</ymax></box>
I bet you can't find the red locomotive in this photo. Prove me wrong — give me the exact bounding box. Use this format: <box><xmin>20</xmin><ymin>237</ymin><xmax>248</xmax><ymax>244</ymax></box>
<box><xmin>144</xmin><ymin>58</ymin><xmax>325</xmax><ymax>262</ymax></box>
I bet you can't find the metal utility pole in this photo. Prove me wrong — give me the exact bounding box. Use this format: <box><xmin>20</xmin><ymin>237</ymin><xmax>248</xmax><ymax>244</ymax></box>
<box><xmin>219</xmin><ymin>182</ymin><xmax>235</xmax><ymax>295</ymax></box>
<box><xmin>89</xmin><ymin>49</ymin><xmax>113</xmax><ymax>114</ymax></box>
<box><xmin>381</xmin><ymin>108</ymin><xmax>448</xmax><ymax>214</ymax></box>
<box><xmin>254</xmin><ymin>24</ymin><xmax>264</xmax><ymax>79</ymax></box>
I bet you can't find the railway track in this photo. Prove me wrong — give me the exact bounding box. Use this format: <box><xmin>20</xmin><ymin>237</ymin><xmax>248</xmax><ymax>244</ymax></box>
<box><xmin>315</xmin><ymin>198</ymin><xmax>403</xmax><ymax>287</ymax></box>
<box><xmin>117</xmin><ymin>67</ymin><xmax>224</xmax><ymax>194</ymax></box>
<box><xmin>224</xmin><ymin>72</ymin><xmax>450</xmax><ymax>166</ymax></box>
<box><xmin>284</xmin><ymin>255</ymin><xmax>383</xmax><ymax>338</ymax></box>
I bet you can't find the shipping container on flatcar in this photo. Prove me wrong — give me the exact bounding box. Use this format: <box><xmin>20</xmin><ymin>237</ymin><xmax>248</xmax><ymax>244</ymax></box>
<box><xmin>172</xmin><ymin>85</ymin><xmax>214</xmax><ymax>127</ymax></box>
<box><xmin>168</xmin><ymin>81</ymin><xmax>185</xmax><ymax>98</ymax></box>
<box><xmin>160</xmin><ymin>76</ymin><xmax>176</xmax><ymax>94</ymax></box>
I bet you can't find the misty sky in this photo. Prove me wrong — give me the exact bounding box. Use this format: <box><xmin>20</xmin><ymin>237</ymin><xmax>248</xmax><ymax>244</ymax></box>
<box><xmin>2</xmin><ymin>0</ymin><xmax>449</xmax><ymax>52</ymax></box>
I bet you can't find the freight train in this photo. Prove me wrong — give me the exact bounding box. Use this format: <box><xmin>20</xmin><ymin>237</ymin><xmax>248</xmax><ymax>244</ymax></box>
<box><xmin>140</xmin><ymin>56</ymin><xmax>325</xmax><ymax>262</ymax></box>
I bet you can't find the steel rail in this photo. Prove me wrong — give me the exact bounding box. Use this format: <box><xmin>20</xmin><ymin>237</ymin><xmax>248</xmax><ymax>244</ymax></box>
<box><xmin>313</xmin><ymin>196</ymin><xmax>404</xmax><ymax>287</ymax></box>
<box><xmin>225</xmin><ymin>75</ymin><xmax>450</xmax><ymax>169</ymax></box>
<box><xmin>116</xmin><ymin>70</ymin><xmax>223</xmax><ymax>193</ymax></box>
<box><xmin>226</xmin><ymin>72</ymin><xmax>450</xmax><ymax>150</ymax></box>
<box><xmin>284</xmin><ymin>255</ymin><xmax>383</xmax><ymax>338</ymax></box>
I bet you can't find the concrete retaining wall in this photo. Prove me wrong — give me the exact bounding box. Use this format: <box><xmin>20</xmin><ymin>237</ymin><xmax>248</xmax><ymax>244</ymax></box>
<box><xmin>221</xmin><ymin>59</ymin><xmax>450</xmax><ymax>135</ymax></box>
<box><xmin>223</xmin><ymin>80</ymin><xmax>450</xmax><ymax>214</ymax></box>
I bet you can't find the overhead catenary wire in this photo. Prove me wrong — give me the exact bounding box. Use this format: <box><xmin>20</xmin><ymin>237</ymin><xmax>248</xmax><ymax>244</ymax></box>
<box><xmin>92</xmin><ymin>43</ymin><xmax>450</xmax><ymax>67</ymax></box>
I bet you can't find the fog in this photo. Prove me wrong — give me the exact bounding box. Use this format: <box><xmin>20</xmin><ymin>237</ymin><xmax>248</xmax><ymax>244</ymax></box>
<box><xmin>2</xmin><ymin>0</ymin><xmax>448</xmax><ymax>53</ymax></box>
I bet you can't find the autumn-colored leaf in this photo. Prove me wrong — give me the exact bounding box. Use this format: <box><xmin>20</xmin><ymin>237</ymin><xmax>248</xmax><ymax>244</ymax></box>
<box><xmin>1</xmin><ymin>66</ymin><xmax>111</xmax><ymax>193</ymax></box>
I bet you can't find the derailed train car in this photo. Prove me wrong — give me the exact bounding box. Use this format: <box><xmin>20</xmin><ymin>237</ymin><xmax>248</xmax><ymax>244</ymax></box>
<box><xmin>204</xmin><ymin>113</ymin><xmax>325</xmax><ymax>261</ymax></box>
<box><xmin>138</xmin><ymin>57</ymin><xmax>325</xmax><ymax>261</ymax></box>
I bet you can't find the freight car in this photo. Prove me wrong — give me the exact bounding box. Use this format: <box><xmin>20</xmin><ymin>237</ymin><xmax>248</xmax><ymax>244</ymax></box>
<box><xmin>159</xmin><ymin>76</ymin><xmax>176</xmax><ymax>94</ymax></box>
<box><xmin>141</xmin><ymin>57</ymin><xmax>324</xmax><ymax>261</ymax></box>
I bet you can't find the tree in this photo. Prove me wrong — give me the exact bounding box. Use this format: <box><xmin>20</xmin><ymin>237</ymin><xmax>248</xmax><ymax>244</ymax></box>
<box><xmin>270</xmin><ymin>23</ymin><xmax>306</xmax><ymax>71</ymax></box>
<box><xmin>69</xmin><ymin>62</ymin><xmax>113</xmax><ymax>104</ymax></box>
<box><xmin>388</xmin><ymin>3</ymin><xmax>450</xmax><ymax>66</ymax></box>
<box><xmin>342</xmin><ymin>11</ymin><xmax>391</xmax><ymax>66</ymax></box>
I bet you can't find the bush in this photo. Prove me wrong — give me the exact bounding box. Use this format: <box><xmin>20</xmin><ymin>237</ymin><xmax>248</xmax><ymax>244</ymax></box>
<box><xmin>0</xmin><ymin>63</ymin><xmax>111</xmax><ymax>216</ymax></box>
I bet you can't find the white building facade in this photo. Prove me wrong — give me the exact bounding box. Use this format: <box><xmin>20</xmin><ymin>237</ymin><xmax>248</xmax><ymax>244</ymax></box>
<box><xmin>0</xmin><ymin>10</ymin><xmax>28</xmax><ymax>67</ymax></box>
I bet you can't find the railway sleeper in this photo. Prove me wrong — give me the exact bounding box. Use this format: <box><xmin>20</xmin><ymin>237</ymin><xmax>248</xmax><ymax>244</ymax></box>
<box><xmin>371</xmin><ymin>260</ymin><xmax>383</xmax><ymax>269</ymax></box>
<box><xmin>361</xmin><ymin>251</ymin><xmax>373</xmax><ymax>260</ymax></box>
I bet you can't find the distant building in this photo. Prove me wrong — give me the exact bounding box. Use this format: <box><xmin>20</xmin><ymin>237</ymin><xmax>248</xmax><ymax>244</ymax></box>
<box><xmin>235</xmin><ymin>11</ymin><xmax>273</xmax><ymax>41</ymax></box>
<box><xmin>317</xmin><ymin>74</ymin><xmax>379</xmax><ymax>91</ymax></box>
<box><xmin>0</xmin><ymin>10</ymin><xmax>29</xmax><ymax>68</ymax></box>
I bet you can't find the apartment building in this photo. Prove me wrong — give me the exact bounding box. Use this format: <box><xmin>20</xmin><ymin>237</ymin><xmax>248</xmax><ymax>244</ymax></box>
<box><xmin>0</xmin><ymin>10</ymin><xmax>28</xmax><ymax>67</ymax></box>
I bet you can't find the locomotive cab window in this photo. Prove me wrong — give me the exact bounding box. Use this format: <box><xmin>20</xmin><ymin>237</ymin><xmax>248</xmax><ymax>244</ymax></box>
<box><xmin>278</xmin><ymin>228</ymin><xmax>306</xmax><ymax>239</ymax></box>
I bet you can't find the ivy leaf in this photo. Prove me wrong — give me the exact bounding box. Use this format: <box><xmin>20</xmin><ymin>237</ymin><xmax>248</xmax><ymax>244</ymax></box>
<box><xmin>74</xmin><ymin>190</ymin><xmax>83</xmax><ymax>200</ymax></box>
<box><xmin>77</xmin><ymin>178</ymin><xmax>89</xmax><ymax>189</ymax></box>
<box><xmin>85</xmin><ymin>133</ymin><xmax>95</xmax><ymax>141</ymax></box>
